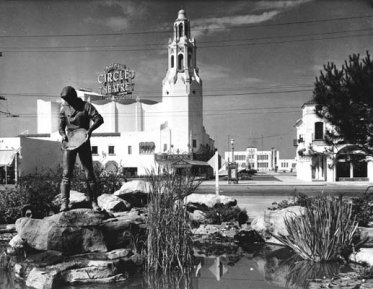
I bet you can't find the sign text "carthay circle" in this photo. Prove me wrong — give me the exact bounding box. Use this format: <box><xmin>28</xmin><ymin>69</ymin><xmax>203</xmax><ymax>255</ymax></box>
<box><xmin>97</xmin><ymin>63</ymin><xmax>135</xmax><ymax>97</ymax></box>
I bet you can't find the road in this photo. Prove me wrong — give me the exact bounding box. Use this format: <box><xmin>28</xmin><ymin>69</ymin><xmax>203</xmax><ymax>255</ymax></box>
<box><xmin>195</xmin><ymin>174</ymin><xmax>373</xmax><ymax>218</ymax></box>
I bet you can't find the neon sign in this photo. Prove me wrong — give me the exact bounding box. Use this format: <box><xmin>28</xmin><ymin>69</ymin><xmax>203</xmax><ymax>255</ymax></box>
<box><xmin>98</xmin><ymin>63</ymin><xmax>135</xmax><ymax>98</ymax></box>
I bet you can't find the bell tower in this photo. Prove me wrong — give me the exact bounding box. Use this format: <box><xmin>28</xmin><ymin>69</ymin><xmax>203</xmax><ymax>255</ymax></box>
<box><xmin>162</xmin><ymin>10</ymin><xmax>203</xmax><ymax>154</ymax></box>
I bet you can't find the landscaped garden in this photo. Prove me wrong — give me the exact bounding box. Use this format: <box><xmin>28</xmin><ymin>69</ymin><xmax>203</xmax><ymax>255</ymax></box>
<box><xmin>1</xmin><ymin>168</ymin><xmax>373</xmax><ymax>288</ymax></box>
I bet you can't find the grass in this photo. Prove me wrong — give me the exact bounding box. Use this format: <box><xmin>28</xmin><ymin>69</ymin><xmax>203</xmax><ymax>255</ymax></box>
<box><xmin>273</xmin><ymin>194</ymin><xmax>359</xmax><ymax>262</ymax></box>
<box><xmin>145</xmin><ymin>171</ymin><xmax>200</xmax><ymax>273</ymax></box>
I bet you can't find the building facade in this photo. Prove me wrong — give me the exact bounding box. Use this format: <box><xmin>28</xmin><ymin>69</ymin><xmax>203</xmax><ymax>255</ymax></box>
<box><xmin>223</xmin><ymin>147</ymin><xmax>295</xmax><ymax>173</ymax></box>
<box><xmin>295</xmin><ymin>101</ymin><xmax>373</xmax><ymax>182</ymax></box>
<box><xmin>9</xmin><ymin>10</ymin><xmax>214</xmax><ymax>177</ymax></box>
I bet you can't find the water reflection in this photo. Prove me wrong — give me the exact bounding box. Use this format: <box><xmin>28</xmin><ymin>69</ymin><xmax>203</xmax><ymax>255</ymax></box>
<box><xmin>0</xmin><ymin>245</ymin><xmax>355</xmax><ymax>289</ymax></box>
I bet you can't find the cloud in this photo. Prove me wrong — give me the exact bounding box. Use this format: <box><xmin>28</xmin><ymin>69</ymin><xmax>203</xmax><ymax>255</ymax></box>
<box><xmin>192</xmin><ymin>11</ymin><xmax>279</xmax><ymax>37</ymax></box>
<box><xmin>254</xmin><ymin>0</ymin><xmax>313</xmax><ymax>10</ymax></box>
<box><xmin>85</xmin><ymin>0</ymin><xmax>145</xmax><ymax>32</ymax></box>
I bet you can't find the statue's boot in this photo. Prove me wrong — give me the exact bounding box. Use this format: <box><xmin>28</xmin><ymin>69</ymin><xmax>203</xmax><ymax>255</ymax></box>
<box><xmin>60</xmin><ymin>182</ymin><xmax>70</xmax><ymax>212</ymax></box>
<box><xmin>87</xmin><ymin>181</ymin><xmax>101</xmax><ymax>212</ymax></box>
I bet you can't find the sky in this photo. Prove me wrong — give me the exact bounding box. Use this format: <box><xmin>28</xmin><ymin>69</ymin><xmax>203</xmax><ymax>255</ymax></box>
<box><xmin>0</xmin><ymin>0</ymin><xmax>373</xmax><ymax>158</ymax></box>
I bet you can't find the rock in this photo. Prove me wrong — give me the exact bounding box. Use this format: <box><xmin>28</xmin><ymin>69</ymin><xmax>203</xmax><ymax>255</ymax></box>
<box><xmin>114</xmin><ymin>180</ymin><xmax>150</xmax><ymax>207</ymax></box>
<box><xmin>114</xmin><ymin>180</ymin><xmax>151</xmax><ymax>195</ymax></box>
<box><xmin>189</xmin><ymin>210</ymin><xmax>206</xmax><ymax>222</ymax></box>
<box><xmin>53</xmin><ymin>190</ymin><xmax>89</xmax><ymax>209</ymax></box>
<box><xmin>358</xmin><ymin>227</ymin><xmax>373</xmax><ymax>246</ymax></box>
<box><xmin>15</xmin><ymin>209</ymin><xmax>109</xmax><ymax>254</ymax></box>
<box><xmin>234</xmin><ymin>229</ymin><xmax>265</xmax><ymax>246</ymax></box>
<box><xmin>9</xmin><ymin>234</ymin><xmax>25</xmax><ymax>249</ymax></box>
<box><xmin>98</xmin><ymin>194</ymin><xmax>131</xmax><ymax>212</ymax></box>
<box><xmin>101</xmin><ymin>214</ymin><xmax>145</xmax><ymax>250</ymax></box>
<box><xmin>350</xmin><ymin>248</ymin><xmax>373</xmax><ymax>266</ymax></box>
<box><xmin>14</xmin><ymin>249</ymin><xmax>142</xmax><ymax>289</ymax></box>
<box><xmin>26</xmin><ymin>268</ymin><xmax>59</xmax><ymax>289</ymax></box>
<box><xmin>185</xmin><ymin>194</ymin><xmax>237</xmax><ymax>208</ymax></box>
<box><xmin>251</xmin><ymin>206</ymin><xmax>305</xmax><ymax>244</ymax></box>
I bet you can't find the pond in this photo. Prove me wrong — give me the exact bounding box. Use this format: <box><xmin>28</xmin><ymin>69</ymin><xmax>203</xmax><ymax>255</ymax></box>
<box><xmin>0</xmin><ymin>243</ymin><xmax>355</xmax><ymax>289</ymax></box>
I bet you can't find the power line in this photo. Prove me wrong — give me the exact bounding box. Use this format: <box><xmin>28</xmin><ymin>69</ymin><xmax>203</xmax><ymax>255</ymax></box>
<box><xmin>0</xmin><ymin>14</ymin><xmax>371</xmax><ymax>39</ymax></box>
<box><xmin>2</xmin><ymin>27</ymin><xmax>372</xmax><ymax>51</ymax></box>
<box><xmin>2</xmin><ymin>30</ymin><xmax>372</xmax><ymax>53</ymax></box>
<box><xmin>0</xmin><ymin>88</ymin><xmax>312</xmax><ymax>99</ymax></box>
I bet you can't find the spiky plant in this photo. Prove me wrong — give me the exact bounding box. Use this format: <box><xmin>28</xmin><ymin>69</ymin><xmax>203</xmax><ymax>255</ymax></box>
<box><xmin>145</xmin><ymin>170</ymin><xmax>200</xmax><ymax>273</ymax></box>
<box><xmin>273</xmin><ymin>195</ymin><xmax>358</xmax><ymax>262</ymax></box>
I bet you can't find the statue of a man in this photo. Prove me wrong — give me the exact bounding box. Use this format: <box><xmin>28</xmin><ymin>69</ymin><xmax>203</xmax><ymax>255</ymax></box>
<box><xmin>58</xmin><ymin>86</ymin><xmax>104</xmax><ymax>212</ymax></box>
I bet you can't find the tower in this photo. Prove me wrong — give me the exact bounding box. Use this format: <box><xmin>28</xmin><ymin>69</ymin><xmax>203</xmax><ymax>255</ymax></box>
<box><xmin>162</xmin><ymin>10</ymin><xmax>203</xmax><ymax>154</ymax></box>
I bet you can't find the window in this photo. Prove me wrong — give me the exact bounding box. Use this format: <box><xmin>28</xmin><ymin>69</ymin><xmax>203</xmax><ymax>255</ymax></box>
<box><xmin>257</xmin><ymin>163</ymin><xmax>268</xmax><ymax>168</ymax></box>
<box><xmin>178</xmin><ymin>23</ymin><xmax>183</xmax><ymax>37</ymax></box>
<box><xmin>314</xmin><ymin>122</ymin><xmax>324</xmax><ymax>140</ymax></box>
<box><xmin>128</xmin><ymin>146</ymin><xmax>132</xmax><ymax>155</ymax></box>
<box><xmin>91</xmin><ymin>146</ymin><xmax>98</xmax><ymax>155</ymax></box>
<box><xmin>139</xmin><ymin>142</ymin><xmax>155</xmax><ymax>154</ymax></box>
<box><xmin>234</xmin><ymin>155</ymin><xmax>246</xmax><ymax>161</ymax></box>
<box><xmin>257</xmin><ymin>155</ymin><xmax>269</xmax><ymax>160</ymax></box>
<box><xmin>108</xmin><ymin>146</ymin><xmax>115</xmax><ymax>155</ymax></box>
<box><xmin>178</xmin><ymin>54</ymin><xmax>184</xmax><ymax>70</ymax></box>
<box><xmin>163</xmin><ymin>144</ymin><xmax>168</xmax><ymax>152</ymax></box>
<box><xmin>192</xmin><ymin>139</ymin><xmax>197</xmax><ymax>148</ymax></box>
<box><xmin>171</xmin><ymin>55</ymin><xmax>174</xmax><ymax>68</ymax></box>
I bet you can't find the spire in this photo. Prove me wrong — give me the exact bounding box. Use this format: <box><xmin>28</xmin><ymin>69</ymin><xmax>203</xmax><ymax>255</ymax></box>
<box><xmin>163</xmin><ymin>10</ymin><xmax>200</xmax><ymax>85</ymax></box>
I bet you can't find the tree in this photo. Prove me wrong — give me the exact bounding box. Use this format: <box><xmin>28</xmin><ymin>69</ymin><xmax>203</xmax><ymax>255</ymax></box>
<box><xmin>313</xmin><ymin>51</ymin><xmax>373</xmax><ymax>154</ymax></box>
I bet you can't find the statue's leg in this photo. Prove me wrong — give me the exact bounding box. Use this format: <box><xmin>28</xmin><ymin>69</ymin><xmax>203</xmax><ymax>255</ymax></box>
<box><xmin>60</xmin><ymin>149</ymin><xmax>76</xmax><ymax>212</ymax></box>
<box><xmin>79</xmin><ymin>142</ymin><xmax>101</xmax><ymax>211</ymax></box>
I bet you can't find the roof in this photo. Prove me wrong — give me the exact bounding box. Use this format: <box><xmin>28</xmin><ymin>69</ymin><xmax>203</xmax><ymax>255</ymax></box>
<box><xmin>0</xmin><ymin>150</ymin><xmax>17</xmax><ymax>167</ymax></box>
<box><xmin>301</xmin><ymin>99</ymin><xmax>317</xmax><ymax>108</ymax></box>
<box><xmin>92</xmin><ymin>99</ymin><xmax>159</xmax><ymax>106</ymax></box>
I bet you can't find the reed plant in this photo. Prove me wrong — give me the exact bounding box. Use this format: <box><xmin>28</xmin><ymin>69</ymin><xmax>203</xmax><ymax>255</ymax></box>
<box><xmin>145</xmin><ymin>170</ymin><xmax>200</xmax><ymax>273</ymax></box>
<box><xmin>273</xmin><ymin>195</ymin><xmax>358</xmax><ymax>262</ymax></box>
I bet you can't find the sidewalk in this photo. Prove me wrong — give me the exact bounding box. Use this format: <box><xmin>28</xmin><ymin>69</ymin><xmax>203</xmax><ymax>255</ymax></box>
<box><xmin>200</xmin><ymin>174</ymin><xmax>372</xmax><ymax>188</ymax></box>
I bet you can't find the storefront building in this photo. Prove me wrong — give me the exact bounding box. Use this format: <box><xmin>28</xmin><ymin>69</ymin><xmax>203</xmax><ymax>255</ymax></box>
<box><xmin>295</xmin><ymin>101</ymin><xmax>373</xmax><ymax>182</ymax></box>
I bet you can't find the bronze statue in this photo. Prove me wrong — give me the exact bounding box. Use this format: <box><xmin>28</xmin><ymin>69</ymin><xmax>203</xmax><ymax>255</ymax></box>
<box><xmin>58</xmin><ymin>86</ymin><xmax>104</xmax><ymax>212</ymax></box>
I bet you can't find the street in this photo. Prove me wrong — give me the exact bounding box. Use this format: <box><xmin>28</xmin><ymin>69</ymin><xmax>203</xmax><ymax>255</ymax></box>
<box><xmin>195</xmin><ymin>174</ymin><xmax>373</xmax><ymax>218</ymax></box>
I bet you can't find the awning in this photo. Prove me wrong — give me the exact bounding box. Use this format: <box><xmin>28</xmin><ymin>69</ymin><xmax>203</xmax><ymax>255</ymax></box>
<box><xmin>0</xmin><ymin>150</ymin><xmax>16</xmax><ymax>167</ymax></box>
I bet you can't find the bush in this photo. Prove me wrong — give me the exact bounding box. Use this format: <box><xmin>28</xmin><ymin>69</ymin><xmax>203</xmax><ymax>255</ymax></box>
<box><xmin>351</xmin><ymin>191</ymin><xmax>373</xmax><ymax>227</ymax></box>
<box><xmin>273</xmin><ymin>195</ymin><xmax>359</xmax><ymax>262</ymax></box>
<box><xmin>0</xmin><ymin>166</ymin><xmax>126</xmax><ymax>224</ymax></box>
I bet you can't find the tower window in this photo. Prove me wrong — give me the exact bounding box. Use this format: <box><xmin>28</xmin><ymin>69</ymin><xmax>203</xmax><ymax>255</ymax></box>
<box><xmin>178</xmin><ymin>23</ymin><xmax>183</xmax><ymax>37</ymax></box>
<box><xmin>192</xmin><ymin>139</ymin><xmax>197</xmax><ymax>148</ymax></box>
<box><xmin>188</xmin><ymin>48</ymin><xmax>192</xmax><ymax>67</ymax></box>
<box><xmin>171</xmin><ymin>55</ymin><xmax>174</xmax><ymax>68</ymax></box>
<box><xmin>178</xmin><ymin>54</ymin><xmax>184</xmax><ymax>70</ymax></box>
<box><xmin>314</xmin><ymin>122</ymin><xmax>324</xmax><ymax>140</ymax></box>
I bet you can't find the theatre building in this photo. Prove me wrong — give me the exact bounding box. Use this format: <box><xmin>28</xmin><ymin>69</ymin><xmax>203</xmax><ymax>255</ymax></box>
<box><xmin>0</xmin><ymin>10</ymin><xmax>214</xmax><ymax>180</ymax></box>
<box><xmin>295</xmin><ymin>100</ymin><xmax>373</xmax><ymax>182</ymax></box>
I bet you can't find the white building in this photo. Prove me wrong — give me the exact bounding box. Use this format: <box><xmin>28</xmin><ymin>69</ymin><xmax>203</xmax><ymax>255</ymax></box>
<box><xmin>5</xmin><ymin>10</ymin><xmax>214</xmax><ymax>178</ymax></box>
<box><xmin>295</xmin><ymin>101</ymin><xmax>373</xmax><ymax>182</ymax></box>
<box><xmin>223</xmin><ymin>147</ymin><xmax>295</xmax><ymax>173</ymax></box>
<box><xmin>0</xmin><ymin>136</ymin><xmax>61</xmax><ymax>184</ymax></box>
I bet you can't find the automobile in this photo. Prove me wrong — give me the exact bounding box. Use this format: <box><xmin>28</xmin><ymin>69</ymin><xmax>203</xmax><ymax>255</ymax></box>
<box><xmin>238</xmin><ymin>168</ymin><xmax>257</xmax><ymax>180</ymax></box>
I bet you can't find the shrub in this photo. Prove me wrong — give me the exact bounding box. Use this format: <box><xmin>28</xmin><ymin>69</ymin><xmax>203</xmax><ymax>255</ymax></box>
<box><xmin>145</xmin><ymin>171</ymin><xmax>199</xmax><ymax>273</ymax></box>
<box><xmin>350</xmin><ymin>190</ymin><xmax>373</xmax><ymax>227</ymax></box>
<box><xmin>273</xmin><ymin>195</ymin><xmax>359</xmax><ymax>262</ymax></box>
<box><xmin>0</xmin><ymin>166</ymin><xmax>125</xmax><ymax>224</ymax></box>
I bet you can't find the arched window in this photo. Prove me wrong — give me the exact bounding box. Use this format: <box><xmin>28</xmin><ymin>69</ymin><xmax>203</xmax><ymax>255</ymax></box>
<box><xmin>171</xmin><ymin>55</ymin><xmax>174</xmax><ymax>68</ymax></box>
<box><xmin>188</xmin><ymin>48</ymin><xmax>192</xmax><ymax>67</ymax></box>
<box><xmin>178</xmin><ymin>23</ymin><xmax>183</xmax><ymax>37</ymax></box>
<box><xmin>178</xmin><ymin>54</ymin><xmax>184</xmax><ymax>70</ymax></box>
<box><xmin>314</xmin><ymin>122</ymin><xmax>324</xmax><ymax>140</ymax></box>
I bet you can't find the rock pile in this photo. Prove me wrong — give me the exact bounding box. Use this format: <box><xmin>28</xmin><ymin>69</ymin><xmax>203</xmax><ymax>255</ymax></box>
<box><xmin>3</xmin><ymin>180</ymin><xmax>151</xmax><ymax>289</ymax></box>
